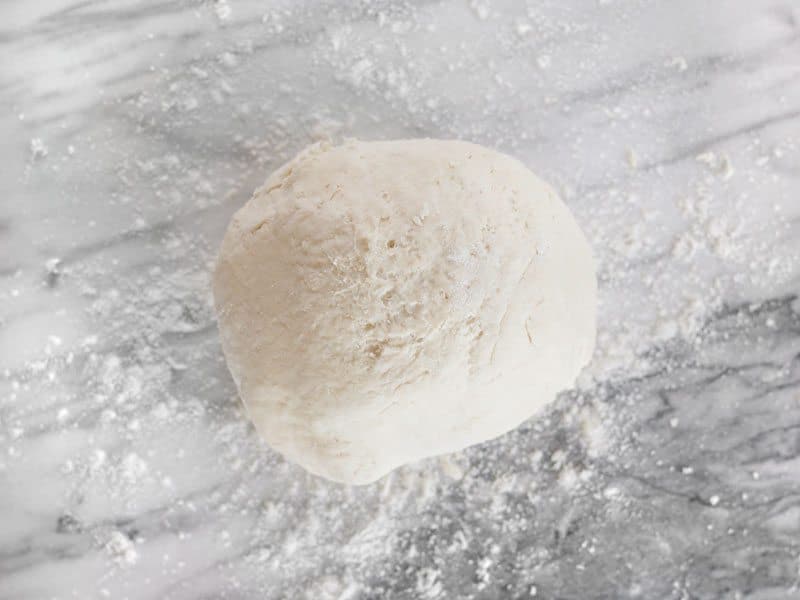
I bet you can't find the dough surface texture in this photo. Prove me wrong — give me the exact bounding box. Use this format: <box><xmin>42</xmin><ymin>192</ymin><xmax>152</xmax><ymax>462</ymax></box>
<box><xmin>213</xmin><ymin>139</ymin><xmax>596</xmax><ymax>484</ymax></box>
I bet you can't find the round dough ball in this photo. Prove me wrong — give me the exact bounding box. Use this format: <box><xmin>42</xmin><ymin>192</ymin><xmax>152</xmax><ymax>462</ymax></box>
<box><xmin>213</xmin><ymin>139</ymin><xmax>596</xmax><ymax>484</ymax></box>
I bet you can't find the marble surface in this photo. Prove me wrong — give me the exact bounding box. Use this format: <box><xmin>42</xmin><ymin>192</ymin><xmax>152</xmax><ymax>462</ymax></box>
<box><xmin>2</xmin><ymin>1</ymin><xmax>800</xmax><ymax>598</ymax></box>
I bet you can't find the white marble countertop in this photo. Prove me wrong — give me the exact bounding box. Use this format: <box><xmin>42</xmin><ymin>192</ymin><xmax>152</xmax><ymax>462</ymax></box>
<box><xmin>2</xmin><ymin>1</ymin><xmax>800</xmax><ymax>598</ymax></box>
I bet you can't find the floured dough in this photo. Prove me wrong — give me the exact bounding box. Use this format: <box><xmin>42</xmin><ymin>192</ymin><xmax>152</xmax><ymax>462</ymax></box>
<box><xmin>213</xmin><ymin>139</ymin><xmax>596</xmax><ymax>484</ymax></box>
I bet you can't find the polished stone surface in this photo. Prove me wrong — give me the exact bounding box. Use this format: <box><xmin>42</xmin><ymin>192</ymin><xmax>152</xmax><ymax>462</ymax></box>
<box><xmin>2</xmin><ymin>1</ymin><xmax>800</xmax><ymax>598</ymax></box>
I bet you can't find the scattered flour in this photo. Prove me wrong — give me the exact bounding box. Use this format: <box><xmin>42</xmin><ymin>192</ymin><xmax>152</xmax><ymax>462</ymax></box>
<box><xmin>416</xmin><ymin>567</ymin><xmax>443</xmax><ymax>598</ymax></box>
<box><xmin>214</xmin><ymin>0</ymin><xmax>231</xmax><ymax>22</ymax></box>
<box><xmin>30</xmin><ymin>138</ymin><xmax>48</xmax><ymax>160</ymax></box>
<box><xmin>105</xmin><ymin>531</ymin><xmax>139</xmax><ymax>567</ymax></box>
<box><xmin>121</xmin><ymin>452</ymin><xmax>148</xmax><ymax>482</ymax></box>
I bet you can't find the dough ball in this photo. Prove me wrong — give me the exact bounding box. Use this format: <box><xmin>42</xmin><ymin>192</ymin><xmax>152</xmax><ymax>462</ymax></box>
<box><xmin>213</xmin><ymin>139</ymin><xmax>596</xmax><ymax>484</ymax></box>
